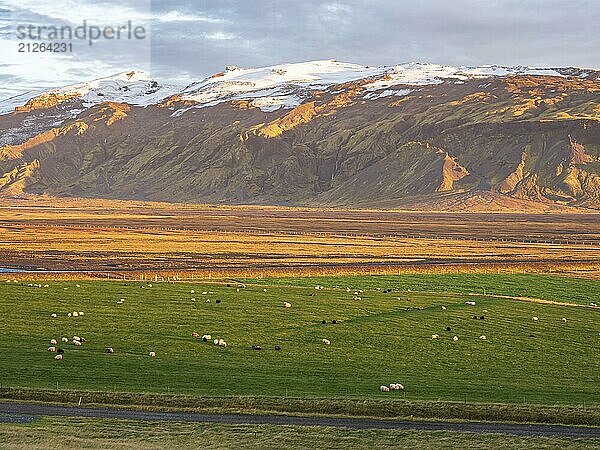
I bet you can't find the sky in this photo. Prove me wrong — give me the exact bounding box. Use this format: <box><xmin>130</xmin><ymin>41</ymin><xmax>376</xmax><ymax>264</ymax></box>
<box><xmin>0</xmin><ymin>0</ymin><xmax>599</xmax><ymax>100</ymax></box>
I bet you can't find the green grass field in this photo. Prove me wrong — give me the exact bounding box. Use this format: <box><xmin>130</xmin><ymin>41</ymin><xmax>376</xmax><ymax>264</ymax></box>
<box><xmin>0</xmin><ymin>274</ymin><xmax>598</xmax><ymax>407</ymax></box>
<box><xmin>2</xmin><ymin>417</ymin><xmax>599</xmax><ymax>450</ymax></box>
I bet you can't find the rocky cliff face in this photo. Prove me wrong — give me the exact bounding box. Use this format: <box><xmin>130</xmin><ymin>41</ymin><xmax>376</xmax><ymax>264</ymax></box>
<box><xmin>1</xmin><ymin>61</ymin><xmax>599</xmax><ymax>210</ymax></box>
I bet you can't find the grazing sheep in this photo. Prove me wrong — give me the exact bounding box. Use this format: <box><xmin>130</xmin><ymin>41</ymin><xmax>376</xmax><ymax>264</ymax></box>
<box><xmin>562</xmin><ymin>317</ymin><xmax>567</xmax><ymax>322</ymax></box>
<box><xmin>332</xmin><ymin>320</ymin><xmax>337</xmax><ymax>324</ymax></box>
<box><xmin>380</xmin><ymin>385</ymin><xmax>390</xmax><ymax>392</ymax></box>
<box><xmin>48</xmin><ymin>346</ymin><xmax>56</xmax><ymax>352</ymax></box>
<box><xmin>322</xmin><ymin>320</ymin><xmax>327</xmax><ymax>324</ymax></box>
<box><xmin>219</xmin><ymin>341</ymin><xmax>228</xmax><ymax>348</ymax></box>
<box><xmin>532</xmin><ymin>316</ymin><xmax>539</xmax><ymax>321</ymax></box>
<box><xmin>149</xmin><ymin>351</ymin><xmax>156</xmax><ymax>357</ymax></box>
<box><xmin>191</xmin><ymin>290</ymin><xmax>195</xmax><ymax>294</ymax></box>
<box><xmin>390</xmin><ymin>383</ymin><xmax>404</xmax><ymax>390</ymax></box>
<box><xmin>202</xmin><ymin>292</ymin><xmax>208</xmax><ymax>295</ymax></box>
<box><xmin>322</xmin><ymin>339</ymin><xmax>331</xmax><ymax>345</ymax></box>
<box><xmin>51</xmin><ymin>313</ymin><xmax>57</xmax><ymax>318</ymax></box>
<box><xmin>192</xmin><ymin>332</ymin><xmax>200</xmax><ymax>338</ymax></box>
<box><xmin>284</xmin><ymin>302</ymin><xmax>291</xmax><ymax>308</ymax></box>
<box><xmin>353</xmin><ymin>296</ymin><xmax>362</xmax><ymax>301</ymax></box>
<box><xmin>274</xmin><ymin>345</ymin><xmax>282</xmax><ymax>351</ymax></box>
<box><xmin>73</xmin><ymin>336</ymin><xmax>81</xmax><ymax>341</ymax></box>
<box><xmin>215</xmin><ymin>299</ymin><xmax>221</xmax><ymax>304</ymax></box>
<box><xmin>50</xmin><ymin>339</ymin><xmax>57</xmax><ymax>345</ymax></box>
<box><xmin>68</xmin><ymin>313</ymin><xmax>72</xmax><ymax>317</ymax></box>
<box><xmin>446</xmin><ymin>326</ymin><xmax>452</xmax><ymax>332</ymax></box>
<box><xmin>205</xmin><ymin>299</ymin><xmax>211</xmax><ymax>303</ymax></box>
<box><xmin>472</xmin><ymin>315</ymin><xmax>478</xmax><ymax>320</ymax></box>
<box><xmin>431</xmin><ymin>334</ymin><xmax>439</xmax><ymax>340</ymax></box>
<box><xmin>61</xmin><ymin>337</ymin><xmax>68</xmax><ymax>343</ymax></box>
<box><xmin>54</xmin><ymin>354</ymin><xmax>63</xmax><ymax>360</ymax></box>
<box><xmin>465</xmin><ymin>301</ymin><xmax>476</xmax><ymax>306</ymax></box>
<box><xmin>73</xmin><ymin>340</ymin><xmax>82</xmax><ymax>346</ymax></box>
<box><xmin>76</xmin><ymin>284</ymin><xmax>80</xmax><ymax>288</ymax></box>
<box><xmin>252</xmin><ymin>345</ymin><xmax>262</xmax><ymax>350</ymax></box>
<box><xmin>72</xmin><ymin>312</ymin><xmax>79</xmax><ymax>317</ymax></box>
<box><xmin>441</xmin><ymin>306</ymin><xmax>447</xmax><ymax>310</ymax></box>
<box><xmin>191</xmin><ymin>298</ymin><xmax>196</xmax><ymax>301</ymax></box>
<box><xmin>480</xmin><ymin>335</ymin><xmax>487</xmax><ymax>340</ymax></box>
<box><xmin>79</xmin><ymin>312</ymin><xmax>84</xmax><ymax>316</ymax></box>
<box><xmin>591</xmin><ymin>303</ymin><xmax>598</xmax><ymax>307</ymax></box>
<box><xmin>263</xmin><ymin>289</ymin><xmax>267</xmax><ymax>292</ymax></box>
<box><xmin>453</xmin><ymin>336</ymin><xmax>459</xmax><ymax>341</ymax></box>
<box><xmin>104</xmin><ymin>347</ymin><xmax>114</xmax><ymax>353</ymax></box>
<box><xmin>213</xmin><ymin>339</ymin><xmax>219</xmax><ymax>345</ymax></box>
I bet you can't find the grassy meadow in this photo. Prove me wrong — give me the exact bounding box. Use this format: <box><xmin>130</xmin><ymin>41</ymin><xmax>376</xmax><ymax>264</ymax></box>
<box><xmin>1</xmin><ymin>417</ymin><xmax>600</xmax><ymax>450</ymax></box>
<box><xmin>0</xmin><ymin>274</ymin><xmax>598</xmax><ymax>406</ymax></box>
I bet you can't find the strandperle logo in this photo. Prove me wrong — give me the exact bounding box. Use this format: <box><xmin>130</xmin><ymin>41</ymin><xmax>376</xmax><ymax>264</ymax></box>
<box><xmin>15</xmin><ymin>20</ymin><xmax>147</xmax><ymax>46</ymax></box>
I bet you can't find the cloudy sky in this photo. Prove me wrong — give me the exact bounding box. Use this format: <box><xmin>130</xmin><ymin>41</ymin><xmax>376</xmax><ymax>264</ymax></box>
<box><xmin>0</xmin><ymin>0</ymin><xmax>599</xmax><ymax>100</ymax></box>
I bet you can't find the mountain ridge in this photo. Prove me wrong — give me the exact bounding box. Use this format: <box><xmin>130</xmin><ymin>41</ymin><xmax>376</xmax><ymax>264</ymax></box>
<box><xmin>1</xmin><ymin>60</ymin><xmax>599</xmax><ymax>211</ymax></box>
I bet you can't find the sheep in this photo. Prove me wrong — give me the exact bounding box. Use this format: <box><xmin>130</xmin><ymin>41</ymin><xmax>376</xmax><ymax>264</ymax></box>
<box><xmin>68</xmin><ymin>313</ymin><xmax>72</xmax><ymax>317</ymax></box>
<box><xmin>322</xmin><ymin>339</ymin><xmax>331</xmax><ymax>345</ymax></box>
<box><xmin>532</xmin><ymin>316</ymin><xmax>539</xmax><ymax>321</ymax></box>
<box><xmin>54</xmin><ymin>354</ymin><xmax>63</xmax><ymax>360</ymax></box>
<box><xmin>190</xmin><ymin>290</ymin><xmax>195</xmax><ymax>294</ymax></box>
<box><xmin>284</xmin><ymin>302</ymin><xmax>291</xmax><ymax>308</ymax></box>
<box><xmin>73</xmin><ymin>340</ymin><xmax>82</xmax><ymax>346</ymax></box>
<box><xmin>76</xmin><ymin>284</ymin><xmax>80</xmax><ymax>288</ymax></box>
<box><xmin>219</xmin><ymin>341</ymin><xmax>228</xmax><ymax>348</ymax></box>
<box><xmin>202</xmin><ymin>291</ymin><xmax>208</xmax><ymax>295</ymax></box>
<box><xmin>465</xmin><ymin>301</ymin><xmax>476</xmax><ymax>306</ymax></box>
<box><xmin>79</xmin><ymin>312</ymin><xmax>84</xmax><ymax>316</ymax></box>
<box><xmin>274</xmin><ymin>345</ymin><xmax>282</xmax><ymax>351</ymax></box>
<box><xmin>441</xmin><ymin>306</ymin><xmax>447</xmax><ymax>310</ymax></box>
<box><xmin>480</xmin><ymin>335</ymin><xmax>487</xmax><ymax>340</ymax></box>
<box><xmin>431</xmin><ymin>334</ymin><xmax>439</xmax><ymax>340</ymax></box>
<box><xmin>191</xmin><ymin>298</ymin><xmax>196</xmax><ymax>301</ymax></box>
<box><xmin>72</xmin><ymin>312</ymin><xmax>79</xmax><ymax>317</ymax></box>
<box><xmin>215</xmin><ymin>299</ymin><xmax>221</xmax><ymax>304</ymax></box>
<box><xmin>218</xmin><ymin>338</ymin><xmax>226</xmax><ymax>346</ymax></box>
<box><xmin>73</xmin><ymin>336</ymin><xmax>81</xmax><ymax>341</ymax></box>
<box><xmin>562</xmin><ymin>317</ymin><xmax>567</xmax><ymax>322</ymax></box>
<box><xmin>117</xmin><ymin>298</ymin><xmax>125</xmax><ymax>304</ymax></box>
<box><xmin>44</xmin><ymin>284</ymin><xmax>49</xmax><ymax>288</ymax></box>
<box><xmin>390</xmin><ymin>383</ymin><xmax>404</xmax><ymax>390</ymax></box>
<box><xmin>380</xmin><ymin>385</ymin><xmax>390</xmax><ymax>392</ymax></box>
<box><xmin>148</xmin><ymin>284</ymin><xmax>153</xmax><ymax>288</ymax></box>
<box><xmin>201</xmin><ymin>334</ymin><xmax>211</xmax><ymax>342</ymax></box>
<box><xmin>51</xmin><ymin>313</ymin><xmax>57</xmax><ymax>318</ymax></box>
<box><xmin>104</xmin><ymin>347</ymin><xmax>114</xmax><ymax>353</ymax></box>
<box><xmin>446</xmin><ymin>326</ymin><xmax>452</xmax><ymax>332</ymax></box>
<box><xmin>263</xmin><ymin>289</ymin><xmax>267</xmax><ymax>292</ymax></box>
<box><xmin>591</xmin><ymin>303</ymin><xmax>598</xmax><ymax>307</ymax></box>
<box><xmin>213</xmin><ymin>339</ymin><xmax>219</xmax><ymax>345</ymax></box>
<box><xmin>50</xmin><ymin>339</ymin><xmax>57</xmax><ymax>345</ymax></box>
<box><xmin>149</xmin><ymin>351</ymin><xmax>156</xmax><ymax>357</ymax></box>
<box><xmin>453</xmin><ymin>336</ymin><xmax>459</xmax><ymax>341</ymax></box>
<box><xmin>252</xmin><ymin>345</ymin><xmax>262</xmax><ymax>350</ymax></box>
<box><xmin>48</xmin><ymin>346</ymin><xmax>56</xmax><ymax>352</ymax></box>
<box><xmin>322</xmin><ymin>320</ymin><xmax>327</xmax><ymax>324</ymax></box>
<box><xmin>61</xmin><ymin>337</ymin><xmax>68</xmax><ymax>343</ymax></box>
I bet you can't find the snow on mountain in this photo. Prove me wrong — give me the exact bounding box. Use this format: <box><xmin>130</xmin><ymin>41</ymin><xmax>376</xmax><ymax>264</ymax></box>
<box><xmin>0</xmin><ymin>60</ymin><xmax>583</xmax><ymax>116</ymax></box>
<box><xmin>0</xmin><ymin>71</ymin><xmax>180</xmax><ymax>115</ymax></box>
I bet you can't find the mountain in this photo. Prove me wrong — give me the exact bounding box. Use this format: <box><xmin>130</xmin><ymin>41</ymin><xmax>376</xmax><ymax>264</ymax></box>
<box><xmin>0</xmin><ymin>60</ymin><xmax>599</xmax><ymax>210</ymax></box>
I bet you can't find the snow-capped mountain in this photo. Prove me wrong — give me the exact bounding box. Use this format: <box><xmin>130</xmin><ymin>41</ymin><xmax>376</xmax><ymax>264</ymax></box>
<box><xmin>0</xmin><ymin>60</ymin><xmax>590</xmax><ymax>116</ymax></box>
<box><xmin>0</xmin><ymin>59</ymin><xmax>599</xmax><ymax>211</ymax></box>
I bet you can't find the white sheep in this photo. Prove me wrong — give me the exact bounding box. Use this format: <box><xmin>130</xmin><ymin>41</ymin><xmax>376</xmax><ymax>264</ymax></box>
<box><xmin>431</xmin><ymin>334</ymin><xmax>439</xmax><ymax>340</ymax></box>
<box><xmin>79</xmin><ymin>312</ymin><xmax>84</xmax><ymax>316</ymax></box>
<box><xmin>51</xmin><ymin>313</ymin><xmax>57</xmax><ymax>318</ymax></box>
<box><xmin>213</xmin><ymin>339</ymin><xmax>219</xmax><ymax>345</ymax></box>
<box><xmin>73</xmin><ymin>340</ymin><xmax>82</xmax><ymax>346</ymax></box>
<box><xmin>284</xmin><ymin>302</ymin><xmax>291</xmax><ymax>308</ymax></box>
<box><xmin>48</xmin><ymin>346</ymin><xmax>56</xmax><ymax>352</ymax></box>
<box><xmin>532</xmin><ymin>316</ymin><xmax>539</xmax><ymax>321</ymax></box>
<box><xmin>562</xmin><ymin>317</ymin><xmax>567</xmax><ymax>323</ymax></box>
<box><xmin>380</xmin><ymin>385</ymin><xmax>390</xmax><ymax>392</ymax></box>
<box><xmin>76</xmin><ymin>284</ymin><xmax>80</xmax><ymax>288</ymax></box>
<box><xmin>149</xmin><ymin>351</ymin><xmax>156</xmax><ymax>357</ymax></box>
<box><xmin>191</xmin><ymin>289</ymin><xmax>195</xmax><ymax>294</ymax></box>
<box><xmin>479</xmin><ymin>335</ymin><xmax>487</xmax><ymax>340</ymax></box>
<box><xmin>441</xmin><ymin>306</ymin><xmax>447</xmax><ymax>310</ymax></box>
<box><xmin>191</xmin><ymin>298</ymin><xmax>196</xmax><ymax>301</ymax></box>
<box><xmin>322</xmin><ymin>339</ymin><xmax>331</xmax><ymax>345</ymax></box>
<box><xmin>73</xmin><ymin>336</ymin><xmax>81</xmax><ymax>341</ymax></box>
<box><xmin>50</xmin><ymin>339</ymin><xmax>57</xmax><ymax>345</ymax></box>
<box><xmin>591</xmin><ymin>303</ymin><xmax>598</xmax><ymax>307</ymax></box>
<box><xmin>219</xmin><ymin>340</ymin><xmax>228</xmax><ymax>348</ymax></box>
<box><xmin>453</xmin><ymin>336</ymin><xmax>459</xmax><ymax>341</ymax></box>
<box><xmin>390</xmin><ymin>383</ymin><xmax>404</xmax><ymax>390</ymax></box>
<box><xmin>465</xmin><ymin>301</ymin><xmax>476</xmax><ymax>306</ymax></box>
<box><xmin>68</xmin><ymin>313</ymin><xmax>72</xmax><ymax>317</ymax></box>
<box><xmin>202</xmin><ymin>291</ymin><xmax>208</xmax><ymax>295</ymax></box>
<box><xmin>61</xmin><ymin>337</ymin><xmax>68</xmax><ymax>343</ymax></box>
<box><xmin>54</xmin><ymin>354</ymin><xmax>63</xmax><ymax>360</ymax></box>
<box><xmin>263</xmin><ymin>289</ymin><xmax>267</xmax><ymax>292</ymax></box>
<box><xmin>73</xmin><ymin>312</ymin><xmax>79</xmax><ymax>317</ymax></box>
